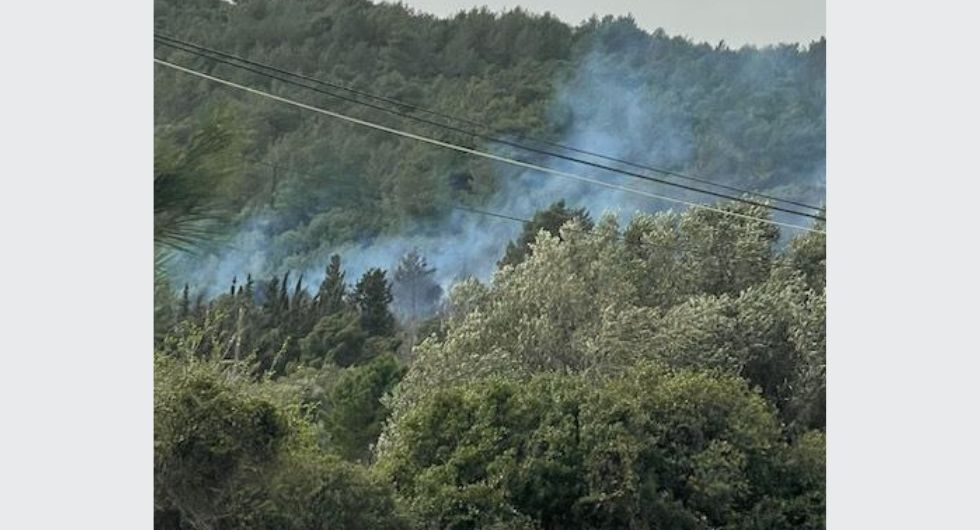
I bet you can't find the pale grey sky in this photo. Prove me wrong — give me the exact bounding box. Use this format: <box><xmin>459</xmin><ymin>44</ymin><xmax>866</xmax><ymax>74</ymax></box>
<box><xmin>394</xmin><ymin>0</ymin><xmax>825</xmax><ymax>47</ymax></box>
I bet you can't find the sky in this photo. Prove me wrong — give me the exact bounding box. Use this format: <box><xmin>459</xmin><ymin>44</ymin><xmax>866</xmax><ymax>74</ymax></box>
<box><xmin>394</xmin><ymin>0</ymin><xmax>825</xmax><ymax>47</ymax></box>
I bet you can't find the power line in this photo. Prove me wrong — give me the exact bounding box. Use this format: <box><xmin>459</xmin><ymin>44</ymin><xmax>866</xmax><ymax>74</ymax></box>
<box><xmin>156</xmin><ymin>57</ymin><xmax>825</xmax><ymax>234</ymax></box>
<box><xmin>156</xmin><ymin>33</ymin><xmax>824</xmax><ymax>214</ymax></box>
<box><xmin>154</xmin><ymin>34</ymin><xmax>826</xmax><ymax>219</ymax></box>
<box><xmin>154</xmin><ymin>58</ymin><xmax>824</xmax><ymax>234</ymax></box>
<box><xmin>156</xmin><ymin>35</ymin><xmax>824</xmax><ymax>219</ymax></box>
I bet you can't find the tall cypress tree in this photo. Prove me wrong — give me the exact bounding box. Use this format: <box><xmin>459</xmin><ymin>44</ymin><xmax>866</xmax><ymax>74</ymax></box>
<box><xmin>353</xmin><ymin>268</ymin><xmax>396</xmax><ymax>337</ymax></box>
<box><xmin>289</xmin><ymin>273</ymin><xmax>312</xmax><ymax>334</ymax></box>
<box><xmin>192</xmin><ymin>293</ymin><xmax>207</xmax><ymax>320</ymax></box>
<box><xmin>316</xmin><ymin>254</ymin><xmax>348</xmax><ymax>317</ymax></box>
<box><xmin>244</xmin><ymin>274</ymin><xmax>255</xmax><ymax>302</ymax></box>
<box><xmin>262</xmin><ymin>275</ymin><xmax>281</xmax><ymax>322</ymax></box>
<box><xmin>179</xmin><ymin>284</ymin><xmax>191</xmax><ymax>320</ymax></box>
<box><xmin>292</xmin><ymin>273</ymin><xmax>305</xmax><ymax>306</ymax></box>
<box><xmin>279</xmin><ymin>272</ymin><xmax>291</xmax><ymax>314</ymax></box>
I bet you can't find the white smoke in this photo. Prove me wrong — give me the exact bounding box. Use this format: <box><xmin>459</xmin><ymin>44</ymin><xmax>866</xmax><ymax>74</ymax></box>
<box><xmin>166</xmin><ymin>40</ymin><xmax>824</xmax><ymax>301</ymax></box>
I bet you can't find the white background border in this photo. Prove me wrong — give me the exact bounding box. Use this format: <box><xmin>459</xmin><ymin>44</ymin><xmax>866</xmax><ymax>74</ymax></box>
<box><xmin>827</xmin><ymin>0</ymin><xmax>979</xmax><ymax>527</ymax></box>
<box><xmin>1</xmin><ymin>0</ymin><xmax>152</xmax><ymax>527</ymax></box>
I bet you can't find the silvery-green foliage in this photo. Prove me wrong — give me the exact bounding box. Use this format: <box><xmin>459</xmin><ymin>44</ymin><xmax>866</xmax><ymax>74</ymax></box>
<box><xmin>389</xmin><ymin>204</ymin><xmax>825</xmax><ymax>431</ymax></box>
<box><xmin>442</xmin><ymin>277</ymin><xmax>491</xmax><ymax>326</ymax></box>
<box><xmin>388</xmin><ymin>215</ymin><xmax>638</xmax><ymax>418</ymax></box>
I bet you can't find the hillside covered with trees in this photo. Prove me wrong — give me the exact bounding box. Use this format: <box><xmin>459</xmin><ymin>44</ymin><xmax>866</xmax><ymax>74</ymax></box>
<box><xmin>154</xmin><ymin>0</ymin><xmax>825</xmax><ymax>291</ymax></box>
<box><xmin>154</xmin><ymin>1</ymin><xmax>825</xmax><ymax>528</ymax></box>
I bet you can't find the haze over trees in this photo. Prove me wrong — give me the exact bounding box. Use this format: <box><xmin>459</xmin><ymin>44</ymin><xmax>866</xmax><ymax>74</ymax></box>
<box><xmin>154</xmin><ymin>0</ymin><xmax>825</xmax><ymax>289</ymax></box>
<box><xmin>154</xmin><ymin>1</ymin><xmax>825</xmax><ymax>528</ymax></box>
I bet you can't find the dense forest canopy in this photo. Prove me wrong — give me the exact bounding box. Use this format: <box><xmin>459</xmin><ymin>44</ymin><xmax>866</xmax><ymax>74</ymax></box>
<box><xmin>154</xmin><ymin>1</ymin><xmax>825</xmax><ymax>528</ymax></box>
<box><xmin>154</xmin><ymin>0</ymin><xmax>825</xmax><ymax>294</ymax></box>
<box><xmin>156</xmin><ymin>205</ymin><xmax>826</xmax><ymax>529</ymax></box>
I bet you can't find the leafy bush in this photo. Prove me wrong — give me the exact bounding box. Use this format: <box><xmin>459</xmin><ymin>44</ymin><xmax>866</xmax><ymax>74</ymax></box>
<box><xmin>376</xmin><ymin>367</ymin><xmax>824</xmax><ymax>529</ymax></box>
<box><xmin>154</xmin><ymin>355</ymin><xmax>407</xmax><ymax>529</ymax></box>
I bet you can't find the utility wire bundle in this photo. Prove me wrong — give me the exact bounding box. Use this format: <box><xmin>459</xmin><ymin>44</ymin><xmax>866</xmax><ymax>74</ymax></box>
<box><xmin>154</xmin><ymin>33</ymin><xmax>826</xmax><ymax>234</ymax></box>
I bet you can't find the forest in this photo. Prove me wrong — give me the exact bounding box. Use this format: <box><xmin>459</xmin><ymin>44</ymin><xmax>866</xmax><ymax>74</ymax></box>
<box><xmin>154</xmin><ymin>0</ymin><xmax>826</xmax><ymax>528</ymax></box>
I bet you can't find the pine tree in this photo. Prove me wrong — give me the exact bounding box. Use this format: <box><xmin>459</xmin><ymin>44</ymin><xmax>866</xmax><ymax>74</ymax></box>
<box><xmin>353</xmin><ymin>268</ymin><xmax>396</xmax><ymax>337</ymax></box>
<box><xmin>499</xmin><ymin>200</ymin><xmax>593</xmax><ymax>267</ymax></box>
